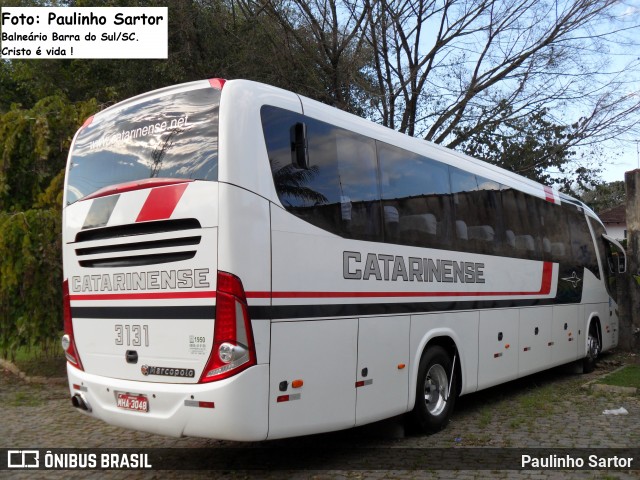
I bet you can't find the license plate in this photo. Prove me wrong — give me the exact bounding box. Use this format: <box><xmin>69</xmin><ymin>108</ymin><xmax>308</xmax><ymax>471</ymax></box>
<box><xmin>116</xmin><ymin>392</ymin><xmax>149</xmax><ymax>412</ymax></box>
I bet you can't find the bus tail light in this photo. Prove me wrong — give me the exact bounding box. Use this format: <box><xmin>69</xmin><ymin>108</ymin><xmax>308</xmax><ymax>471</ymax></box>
<box><xmin>199</xmin><ymin>271</ymin><xmax>256</xmax><ymax>383</ymax></box>
<box><xmin>62</xmin><ymin>280</ymin><xmax>84</xmax><ymax>370</ymax></box>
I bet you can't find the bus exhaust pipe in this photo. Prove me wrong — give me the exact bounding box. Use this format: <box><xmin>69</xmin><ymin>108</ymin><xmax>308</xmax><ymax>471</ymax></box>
<box><xmin>72</xmin><ymin>394</ymin><xmax>91</xmax><ymax>412</ymax></box>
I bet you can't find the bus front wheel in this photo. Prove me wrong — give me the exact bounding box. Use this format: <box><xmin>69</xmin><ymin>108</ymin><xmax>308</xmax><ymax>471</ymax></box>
<box><xmin>409</xmin><ymin>346</ymin><xmax>456</xmax><ymax>433</ymax></box>
<box><xmin>583</xmin><ymin>327</ymin><xmax>600</xmax><ymax>373</ymax></box>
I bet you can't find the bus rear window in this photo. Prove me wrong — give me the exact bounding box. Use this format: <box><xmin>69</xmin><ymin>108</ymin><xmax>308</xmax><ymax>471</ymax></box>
<box><xmin>66</xmin><ymin>87</ymin><xmax>220</xmax><ymax>204</ymax></box>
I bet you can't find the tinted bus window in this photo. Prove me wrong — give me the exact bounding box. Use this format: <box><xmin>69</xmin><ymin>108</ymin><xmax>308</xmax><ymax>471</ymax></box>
<box><xmin>450</xmin><ymin>168</ymin><xmax>500</xmax><ymax>255</ymax></box>
<box><xmin>262</xmin><ymin>106</ymin><xmax>381</xmax><ymax>241</ymax></box>
<box><xmin>67</xmin><ymin>87</ymin><xmax>220</xmax><ymax>204</ymax></box>
<box><xmin>567</xmin><ymin>208</ymin><xmax>599</xmax><ymax>278</ymax></box>
<box><xmin>378</xmin><ymin>142</ymin><xmax>452</xmax><ymax>248</ymax></box>
<box><xmin>590</xmin><ymin>219</ymin><xmax>617</xmax><ymax>301</ymax></box>
<box><xmin>540</xmin><ymin>201</ymin><xmax>571</xmax><ymax>264</ymax></box>
<box><xmin>501</xmin><ymin>188</ymin><xmax>543</xmax><ymax>261</ymax></box>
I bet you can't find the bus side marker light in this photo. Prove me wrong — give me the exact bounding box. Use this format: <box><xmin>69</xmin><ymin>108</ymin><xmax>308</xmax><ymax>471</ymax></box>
<box><xmin>73</xmin><ymin>384</ymin><xmax>88</xmax><ymax>392</ymax></box>
<box><xmin>397</xmin><ymin>364</ymin><xmax>406</xmax><ymax>370</ymax></box>
<box><xmin>277</xmin><ymin>394</ymin><xmax>301</xmax><ymax>403</ymax></box>
<box><xmin>355</xmin><ymin>379</ymin><xmax>373</xmax><ymax>388</ymax></box>
<box><xmin>292</xmin><ymin>379</ymin><xmax>304</xmax><ymax>389</ymax></box>
<box><xmin>493</xmin><ymin>353</ymin><xmax>502</xmax><ymax>358</ymax></box>
<box><xmin>505</xmin><ymin>344</ymin><xmax>510</xmax><ymax>349</ymax></box>
<box><xmin>548</xmin><ymin>341</ymin><xmax>554</xmax><ymax>346</ymax></box>
<box><xmin>523</xmin><ymin>347</ymin><xmax>531</xmax><ymax>352</ymax></box>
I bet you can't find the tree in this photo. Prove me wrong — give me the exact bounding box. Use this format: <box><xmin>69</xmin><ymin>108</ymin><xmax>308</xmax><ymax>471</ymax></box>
<box><xmin>456</xmin><ymin>104</ymin><xmax>603</xmax><ymax>189</ymax></box>
<box><xmin>579</xmin><ymin>180</ymin><xmax>626</xmax><ymax>212</ymax></box>
<box><xmin>238</xmin><ymin>0</ymin><xmax>376</xmax><ymax>115</ymax></box>
<box><xmin>0</xmin><ymin>95</ymin><xmax>96</xmax><ymax>358</ymax></box>
<box><xmin>362</xmin><ymin>0</ymin><xmax>640</xmax><ymax>184</ymax></box>
<box><xmin>0</xmin><ymin>95</ymin><xmax>97</xmax><ymax>212</ymax></box>
<box><xmin>4</xmin><ymin>0</ymin><xmax>241</xmax><ymax>106</ymax></box>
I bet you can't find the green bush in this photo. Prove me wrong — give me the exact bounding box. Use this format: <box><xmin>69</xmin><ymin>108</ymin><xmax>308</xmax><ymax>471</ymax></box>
<box><xmin>0</xmin><ymin>209</ymin><xmax>61</xmax><ymax>359</ymax></box>
<box><xmin>0</xmin><ymin>94</ymin><xmax>96</xmax><ymax>360</ymax></box>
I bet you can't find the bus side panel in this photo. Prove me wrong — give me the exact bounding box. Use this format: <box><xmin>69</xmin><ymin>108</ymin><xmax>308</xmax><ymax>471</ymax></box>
<box><xmin>355</xmin><ymin>316</ymin><xmax>410</xmax><ymax>426</ymax></box>
<box><xmin>608</xmin><ymin>313</ymin><xmax>619</xmax><ymax>349</ymax></box>
<box><xmin>518</xmin><ymin>306</ymin><xmax>552</xmax><ymax>377</ymax></box>
<box><xmin>551</xmin><ymin>305</ymin><xmax>578</xmax><ymax>365</ymax></box>
<box><xmin>477</xmin><ymin>309</ymin><xmax>519</xmax><ymax>390</ymax></box>
<box><xmin>268</xmin><ymin>319</ymin><xmax>358</xmax><ymax>439</ymax></box>
<box><xmin>219</xmin><ymin>80</ymin><xmax>302</xmax><ymax>203</ymax></box>
<box><xmin>600</xmin><ymin>311</ymin><xmax>618</xmax><ymax>352</ymax></box>
<box><xmin>409</xmin><ymin>312</ymin><xmax>479</xmax><ymax>402</ymax></box>
<box><xmin>217</xmin><ymin>183</ymin><xmax>272</xmax><ymax>363</ymax></box>
<box><xmin>582</xmin><ymin>271</ymin><xmax>616</xmax><ymax>352</ymax></box>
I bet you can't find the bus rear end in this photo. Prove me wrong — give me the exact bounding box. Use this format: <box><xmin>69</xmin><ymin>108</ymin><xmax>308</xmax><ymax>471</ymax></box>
<box><xmin>62</xmin><ymin>80</ymin><xmax>269</xmax><ymax>441</ymax></box>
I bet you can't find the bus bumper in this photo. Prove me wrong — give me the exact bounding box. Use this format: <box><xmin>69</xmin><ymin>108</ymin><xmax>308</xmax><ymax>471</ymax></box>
<box><xmin>66</xmin><ymin>363</ymin><xmax>269</xmax><ymax>441</ymax></box>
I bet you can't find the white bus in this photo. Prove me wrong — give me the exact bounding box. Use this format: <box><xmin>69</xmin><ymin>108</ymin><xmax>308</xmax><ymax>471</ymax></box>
<box><xmin>62</xmin><ymin>78</ymin><xmax>626</xmax><ymax>441</ymax></box>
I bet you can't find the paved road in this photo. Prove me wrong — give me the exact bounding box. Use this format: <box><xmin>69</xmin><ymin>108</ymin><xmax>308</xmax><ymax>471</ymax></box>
<box><xmin>1</xmin><ymin>353</ymin><xmax>639</xmax><ymax>479</ymax></box>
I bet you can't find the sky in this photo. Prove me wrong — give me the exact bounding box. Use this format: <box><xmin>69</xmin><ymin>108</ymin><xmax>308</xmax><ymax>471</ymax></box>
<box><xmin>595</xmin><ymin>1</ymin><xmax>640</xmax><ymax>184</ymax></box>
<box><xmin>600</xmin><ymin>142</ymin><xmax>640</xmax><ymax>183</ymax></box>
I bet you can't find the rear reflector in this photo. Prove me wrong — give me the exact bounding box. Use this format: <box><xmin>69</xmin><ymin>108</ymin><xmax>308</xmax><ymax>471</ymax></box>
<box><xmin>277</xmin><ymin>394</ymin><xmax>300</xmax><ymax>403</ymax></box>
<box><xmin>184</xmin><ymin>400</ymin><xmax>215</xmax><ymax>409</ymax></box>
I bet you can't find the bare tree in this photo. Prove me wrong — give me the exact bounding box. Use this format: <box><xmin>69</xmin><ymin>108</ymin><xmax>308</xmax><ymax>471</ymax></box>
<box><xmin>236</xmin><ymin>0</ymin><xmax>639</xmax><ymax>185</ymax></box>
<box><xmin>237</xmin><ymin>0</ymin><xmax>375</xmax><ymax>113</ymax></box>
<box><xmin>364</xmin><ymin>0</ymin><xmax>640</xmax><ymax>155</ymax></box>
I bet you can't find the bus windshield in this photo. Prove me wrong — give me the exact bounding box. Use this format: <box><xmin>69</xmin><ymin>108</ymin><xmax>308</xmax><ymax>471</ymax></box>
<box><xmin>66</xmin><ymin>86</ymin><xmax>220</xmax><ymax>205</ymax></box>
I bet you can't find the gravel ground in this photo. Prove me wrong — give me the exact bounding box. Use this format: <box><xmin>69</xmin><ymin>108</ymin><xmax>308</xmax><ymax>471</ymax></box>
<box><xmin>1</xmin><ymin>352</ymin><xmax>639</xmax><ymax>479</ymax></box>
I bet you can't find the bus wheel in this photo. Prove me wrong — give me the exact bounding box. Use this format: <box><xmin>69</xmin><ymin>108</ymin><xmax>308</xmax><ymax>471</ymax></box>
<box><xmin>409</xmin><ymin>346</ymin><xmax>456</xmax><ymax>433</ymax></box>
<box><xmin>583</xmin><ymin>327</ymin><xmax>600</xmax><ymax>373</ymax></box>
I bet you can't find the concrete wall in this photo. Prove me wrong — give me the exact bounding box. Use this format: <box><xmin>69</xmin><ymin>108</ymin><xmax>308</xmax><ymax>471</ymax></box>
<box><xmin>619</xmin><ymin>169</ymin><xmax>640</xmax><ymax>351</ymax></box>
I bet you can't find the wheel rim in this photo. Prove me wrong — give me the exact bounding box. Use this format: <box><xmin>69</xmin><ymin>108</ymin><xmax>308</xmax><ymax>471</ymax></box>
<box><xmin>587</xmin><ymin>333</ymin><xmax>600</xmax><ymax>361</ymax></box>
<box><xmin>424</xmin><ymin>364</ymin><xmax>449</xmax><ymax>416</ymax></box>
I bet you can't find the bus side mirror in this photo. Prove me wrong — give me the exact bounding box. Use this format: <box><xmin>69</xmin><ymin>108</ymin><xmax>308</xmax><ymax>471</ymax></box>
<box><xmin>291</xmin><ymin>122</ymin><xmax>309</xmax><ymax>169</ymax></box>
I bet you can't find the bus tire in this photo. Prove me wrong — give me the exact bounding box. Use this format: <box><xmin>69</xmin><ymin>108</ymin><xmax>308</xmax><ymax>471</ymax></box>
<box><xmin>409</xmin><ymin>346</ymin><xmax>456</xmax><ymax>433</ymax></box>
<box><xmin>583</xmin><ymin>327</ymin><xmax>600</xmax><ymax>373</ymax></box>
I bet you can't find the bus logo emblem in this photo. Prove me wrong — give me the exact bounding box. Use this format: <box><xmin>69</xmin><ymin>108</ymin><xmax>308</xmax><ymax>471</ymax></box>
<box><xmin>141</xmin><ymin>364</ymin><xmax>195</xmax><ymax>378</ymax></box>
<box><xmin>561</xmin><ymin>271</ymin><xmax>582</xmax><ymax>288</ymax></box>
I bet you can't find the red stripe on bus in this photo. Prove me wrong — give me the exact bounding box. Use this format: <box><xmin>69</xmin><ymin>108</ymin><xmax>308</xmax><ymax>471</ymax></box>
<box><xmin>70</xmin><ymin>291</ymin><xmax>216</xmax><ymax>301</ymax></box>
<box><xmin>83</xmin><ymin>179</ymin><xmax>192</xmax><ymax>201</ymax></box>
<box><xmin>136</xmin><ymin>183</ymin><xmax>189</xmax><ymax>222</ymax></box>
<box><xmin>539</xmin><ymin>261</ymin><xmax>553</xmax><ymax>295</ymax></box>
<box><xmin>267</xmin><ymin>290</ymin><xmax>542</xmax><ymax>298</ymax></box>
<box><xmin>544</xmin><ymin>186</ymin><xmax>556</xmax><ymax>204</ymax></box>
